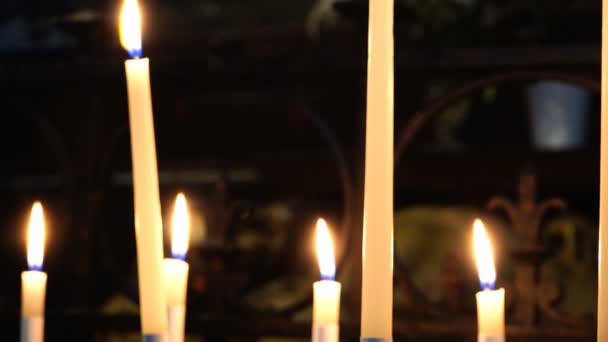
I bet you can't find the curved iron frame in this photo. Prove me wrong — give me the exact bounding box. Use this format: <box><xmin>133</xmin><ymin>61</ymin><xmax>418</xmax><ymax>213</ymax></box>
<box><xmin>393</xmin><ymin>70</ymin><xmax>600</xmax><ymax>318</ymax></box>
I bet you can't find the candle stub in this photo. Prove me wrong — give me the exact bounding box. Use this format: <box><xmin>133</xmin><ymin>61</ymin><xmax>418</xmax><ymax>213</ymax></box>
<box><xmin>22</xmin><ymin>203</ymin><xmax>47</xmax><ymax>342</ymax></box>
<box><xmin>478</xmin><ymin>334</ymin><xmax>505</xmax><ymax>342</ymax></box>
<box><xmin>473</xmin><ymin>220</ymin><xmax>505</xmax><ymax>340</ymax></box>
<box><xmin>313</xmin><ymin>220</ymin><xmax>341</xmax><ymax>342</ymax></box>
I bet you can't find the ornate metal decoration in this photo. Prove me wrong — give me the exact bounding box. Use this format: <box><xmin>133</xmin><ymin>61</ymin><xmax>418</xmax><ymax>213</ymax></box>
<box><xmin>487</xmin><ymin>169</ymin><xmax>573</xmax><ymax>326</ymax></box>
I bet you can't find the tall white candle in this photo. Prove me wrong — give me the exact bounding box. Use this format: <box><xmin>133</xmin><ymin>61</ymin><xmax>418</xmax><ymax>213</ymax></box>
<box><xmin>21</xmin><ymin>202</ymin><xmax>47</xmax><ymax>342</ymax></box>
<box><xmin>163</xmin><ymin>193</ymin><xmax>191</xmax><ymax>342</ymax></box>
<box><xmin>120</xmin><ymin>0</ymin><xmax>167</xmax><ymax>337</ymax></box>
<box><xmin>599</xmin><ymin>0</ymin><xmax>608</xmax><ymax>338</ymax></box>
<box><xmin>473</xmin><ymin>219</ymin><xmax>505</xmax><ymax>342</ymax></box>
<box><xmin>361</xmin><ymin>0</ymin><xmax>394</xmax><ymax>340</ymax></box>
<box><xmin>312</xmin><ymin>219</ymin><xmax>341</xmax><ymax>342</ymax></box>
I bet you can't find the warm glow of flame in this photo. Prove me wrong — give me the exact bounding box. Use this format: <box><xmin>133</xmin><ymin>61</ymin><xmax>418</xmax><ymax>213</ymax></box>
<box><xmin>473</xmin><ymin>219</ymin><xmax>496</xmax><ymax>290</ymax></box>
<box><xmin>316</xmin><ymin>218</ymin><xmax>336</xmax><ymax>280</ymax></box>
<box><xmin>119</xmin><ymin>0</ymin><xmax>142</xmax><ymax>58</ymax></box>
<box><xmin>27</xmin><ymin>202</ymin><xmax>45</xmax><ymax>270</ymax></box>
<box><xmin>171</xmin><ymin>193</ymin><xmax>190</xmax><ymax>260</ymax></box>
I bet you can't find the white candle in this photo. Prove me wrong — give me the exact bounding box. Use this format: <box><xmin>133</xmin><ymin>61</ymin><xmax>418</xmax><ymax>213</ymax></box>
<box><xmin>21</xmin><ymin>202</ymin><xmax>47</xmax><ymax>342</ymax></box>
<box><xmin>361</xmin><ymin>0</ymin><xmax>394</xmax><ymax>340</ymax></box>
<box><xmin>164</xmin><ymin>194</ymin><xmax>190</xmax><ymax>342</ymax></box>
<box><xmin>313</xmin><ymin>219</ymin><xmax>341</xmax><ymax>342</ymax></box>
<box><xmin>473</xmin><ymin>219</ymin><xmax>505</xmax><ymax>342</ymax></box>
<box><xmin>120</xmin><ymin>0</ymin><xmax>167</xmax><ymax>337</ymax></box>
<box><xmin>599</xmin><ymin>0</ymin><xmax>608</xmax><ymax>338</ymax></box>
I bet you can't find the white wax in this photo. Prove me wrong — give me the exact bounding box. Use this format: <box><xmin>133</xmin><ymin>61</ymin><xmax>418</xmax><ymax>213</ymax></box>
<box><xmin>21</xmin><ymin>271</ymin><xmax>46</xmax><ymax>342</ymax></box>
<box><xmin>361</xmin><ymin>0</ymin><xmax>394</xmax><ymax>339</ymax></box>
<box><xmin>20</xmin><ymin>317</ymin><xmax>43</xmax><ymax>342</ymax></box>
<box><xmin>476</xmin><ymin>288</ymin><xmax>505</xmax><ymax>339</ymax></box>
<box><xmin>21</xmin><ymin>271</ymin><xmax>47</xmax><ymax>318</ymax></box>
<box><xmin>599</xmin><ymin>1</ymin><xmax>608</xmax><ymax>338</ymax></box>
<box><xmin>163</xmin><ymin>258</ymin><xmax>189</xmax><ymax>306</ymax></box>
<box><xmin>313</xmin><ymin>280</ymin><xmax>341</xmax><ymax>325</ymax></box>
<box><xmin>164</xmin><ymin>258</ymin><xmax>189</xmax><ymax>342</ymax></box>
<box><xmin>125</xmin><ymin>57</ymin><xmax>167</xmax><ymax>335</ymax></box>
<box><xmin>167</xmin><ymin>305</ymin><xmax>185</xmax><ymax>342</ymax></box>
<box><xmin>313</xmin><ymin>280</ymin><xmax>340</xmax><ymax>342</ymax></box>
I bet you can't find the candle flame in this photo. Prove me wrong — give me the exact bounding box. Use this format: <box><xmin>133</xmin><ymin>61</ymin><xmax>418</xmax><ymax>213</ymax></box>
<box><xmin>171</xmin><ymin>193</ymin><xmax>190</xmax><ymax>260</ymax></box>
<box><xmin>316</xmin><ymin>218</ymin><xmax>336</xmax><ymax>280</ymax></box>
<box><xmin>27</xmin><ymin>202</ymin><xmax>45</xmax><ymax>271</ymax></box>
<box><xmin>473</xmin><ymin>219</ymin><xmax>496</xmax><ymax>290</ymax></box>
<box><xmin>119</xmin><ymin>0</ymin><xmax>142</xmax><ymax>58</ymax></box>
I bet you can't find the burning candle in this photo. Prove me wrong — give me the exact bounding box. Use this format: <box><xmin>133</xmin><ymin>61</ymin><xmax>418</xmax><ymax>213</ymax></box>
<box><xmin>163</xmin><ymin>194</ymin><xmax>190</xmax><ymax>342</ymax></box>
<box><xmin>361</xmin><ymin>0</ymin><xmax>394</xmax><ymax>341</ymax></box>
<box><xmin>599</xmin><ymin>0</ymin><xmax>608</xmax><ymax>338</ymax></box>
<box><xmin>21</xmin><ymin>202</ymin><xmax>47</xmax><ymax>342</ymax></box>
<box><xmin>312</xmin><ymin>219</ymin><xmax>341</xmax><ymax>342</ymax></box>
<box><xmin>473</xmin><ymin>219</ymin><xmax>505</xmax><ymax>342</ymax></box>
<box><xmin>119</xmin><ymin>0</ymin><xmax>167</xmax><ymax>339</ymax></box>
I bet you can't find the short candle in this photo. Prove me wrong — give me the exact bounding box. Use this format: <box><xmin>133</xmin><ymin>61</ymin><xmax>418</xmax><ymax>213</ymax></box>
<box><xmin>473</xmin><ymin>219</ymin><xmax>505</xmax><ymax>342</ymax></box>
<box><xmin>21</xmin><ymin>202</ymin><xmax>48</xmax><ymax>342</ymax></box>
<box><xmin>163</xmin><ymin>193</ymin><xmax>191</xmax><ymax>342</ymax></box>
<box><xmin>312</xmin><ymin>218</ymin><xmax>341</xmax><ymax>342</ymax></box>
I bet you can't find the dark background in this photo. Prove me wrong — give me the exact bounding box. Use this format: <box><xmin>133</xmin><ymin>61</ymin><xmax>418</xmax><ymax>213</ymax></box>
<box><xmin>0</xmin><ymin>0</ymin><xmax>603</xmax><ymax>340</ymax></box>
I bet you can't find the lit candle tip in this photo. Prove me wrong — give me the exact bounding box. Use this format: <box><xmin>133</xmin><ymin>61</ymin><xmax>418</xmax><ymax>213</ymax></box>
<box><xmin>119</xmin><ymin>0</ymin><xmax>142</xmax><ymax>58</ymax></box>
<box><xmin>473</xmin><ymin>219</ymin><xmax>496</xmax><ymax>290</ymax></box>
<box><xmin>316</xmin><ymin>218</ymin><xmax>336</xmax><ymax>281</ymax></box>
<box><xmin>171</xmin><ymin>193</ymin><xmax>190</xmax><ymax>260</ymax></box>
<box><xmin>27</xmin><ymin>202</ymin><xmax>45</xmax><ymax>271</ymax></box>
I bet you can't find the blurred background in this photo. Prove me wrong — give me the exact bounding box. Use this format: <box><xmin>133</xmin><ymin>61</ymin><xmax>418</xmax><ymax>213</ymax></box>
<box><xmin>0</xmin><ymin>0</ymin><xmax>602</xmax><ymax>340</ymax></box>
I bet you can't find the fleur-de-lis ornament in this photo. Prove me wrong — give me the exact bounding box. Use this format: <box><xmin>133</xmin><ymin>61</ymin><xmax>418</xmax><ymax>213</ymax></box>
<box><xmin>487</xmin><ymin>169</ymin><xmax>573</xmax><ymax>326</ymax></box>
